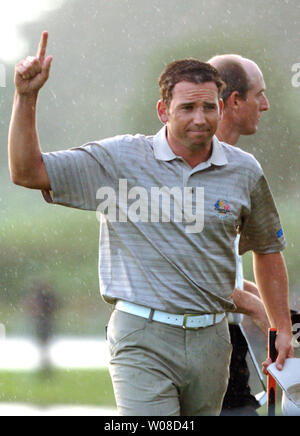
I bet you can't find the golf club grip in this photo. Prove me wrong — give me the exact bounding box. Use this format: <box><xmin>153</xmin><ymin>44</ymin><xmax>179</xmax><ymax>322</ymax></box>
<box><xmin>269</xmin><ymin>328</ymin><xmax>277</xmax><ymax>363</ymax></box>
<box><xmin>268</xmin><ymin>328</ymin><xmax>277</xmax><ymax>416</ymax></box>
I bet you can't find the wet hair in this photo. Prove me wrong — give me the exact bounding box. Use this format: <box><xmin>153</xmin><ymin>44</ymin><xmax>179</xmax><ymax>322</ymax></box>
<box><xmin>208</xmin><ymin>55</ymin><xmax>252</xmax><ymax>103</ymax></box>
<box><xmin>159</xmin><ymin>58</ymin><xmax>226</xmax><ymax>107</ymax></box>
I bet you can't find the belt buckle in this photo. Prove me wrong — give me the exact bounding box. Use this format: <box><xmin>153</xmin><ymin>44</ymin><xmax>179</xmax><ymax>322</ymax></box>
<box><xmin>183</xmin><ymin>313</ymin><xmax>201</xmax><ymax>330</ymax></box>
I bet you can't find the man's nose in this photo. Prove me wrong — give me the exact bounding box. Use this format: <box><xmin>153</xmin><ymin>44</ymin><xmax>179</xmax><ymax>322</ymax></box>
<box><xmin>193</xmin><ymin>109</ymin><xmax>206</xmax><ymax>124</ymax></box>
<box><xmin>261</xmin><ymin>94</ymin><xmax>270</xmax><ymax>112</ymax></box>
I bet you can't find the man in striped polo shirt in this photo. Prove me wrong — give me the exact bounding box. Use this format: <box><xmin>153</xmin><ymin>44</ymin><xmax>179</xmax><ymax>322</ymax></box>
<box><xmin>9</xmin><ymin>32</ymin><xmax>293</xmax><ymax>416</ymax></box>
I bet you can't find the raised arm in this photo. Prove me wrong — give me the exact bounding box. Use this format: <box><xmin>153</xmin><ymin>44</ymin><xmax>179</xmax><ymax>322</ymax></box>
<box><xmin>253</xmin><ymin>251</ymin><xmax>294</xmax><ymax>371</ymax></box>
<box><xmin>8</xmin><ymin>31</ymin><xmax>52</xmax><ymax>190</ymax></box>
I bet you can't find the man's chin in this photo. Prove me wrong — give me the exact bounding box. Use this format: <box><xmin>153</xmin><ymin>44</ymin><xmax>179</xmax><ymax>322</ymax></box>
<box><xmin>242</xmin><ymin>126</ymin><xmax>258</xmax><ymax>136</ymax></box>
<box><xmin>187</xmin><ymin>139</ymin><xmax>212</xmax><ymax>150</ymax></box>
<box><xmin>188</xmin><ymin>130</ymin><xmax>210</xmax><ymax>136</ymax></box>
<box><xmin>187</xmin><ymin>131</ymin><xmax>210</xmax><ymax>142</ymax></box>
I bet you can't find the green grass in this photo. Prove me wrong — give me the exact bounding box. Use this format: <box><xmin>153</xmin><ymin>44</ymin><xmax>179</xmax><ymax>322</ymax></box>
<box><xmin>0</xmin><ymin>369</ymin><xmax>116</xmax><ymax>407</ymax></box>
<box><xmin>0</xmin><ymin>369</ymin><xmax>286</xmax><ymax>415</ymax></box>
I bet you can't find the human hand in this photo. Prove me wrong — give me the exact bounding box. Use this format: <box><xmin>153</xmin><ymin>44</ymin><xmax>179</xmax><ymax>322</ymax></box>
<box><xmin>262</xmin><ymin>330</ymin><xmax>294</xmax><ymax>375</ymax></box>
<box><xmin>15</xmin><ymin>31</ymin><xmax>53</xmax><ymax>96</ymax></box>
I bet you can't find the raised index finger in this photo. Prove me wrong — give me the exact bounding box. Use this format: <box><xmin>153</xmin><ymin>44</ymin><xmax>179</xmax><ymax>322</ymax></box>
<box><xmin>37</xmin><ymin>31</ymin><xmax>48</xmax><ymax>60</ymax></box>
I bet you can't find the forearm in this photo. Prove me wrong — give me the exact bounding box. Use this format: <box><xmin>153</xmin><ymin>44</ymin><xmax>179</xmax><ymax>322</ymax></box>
<box><xmin>254</xmin><ymin>252</ymin><xmax>294</xmax><ymax>370</ymax></box>
<box><xmin>253</xmin><ymin>252</ymin><xmax>291</xmax><ymax>333</ymax></box>
<box><xmin>232</xmin><ymin>288</ymin><xmax>270</xmax><ymax>335</ymax></box>
<box><xmin>243</xmin><ymin>279</ymin><xmax>260</xmax><ymax>298</ymax></box>
<box><xmin>8</xmin><ymin>92</ymin><xmax>44</xmax><ymax>187</ymax></box>
<box><xmin>9</xmin><ymin>32</ymin><xmax>52</xmax><ymax>190</ymax></box>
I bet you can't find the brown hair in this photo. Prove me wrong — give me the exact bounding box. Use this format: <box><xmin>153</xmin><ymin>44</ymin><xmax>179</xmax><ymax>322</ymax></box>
<box><xmin>208</xmin><ymin>56</ymin><xmax>252</xmax><ymax>103</ymax></box>
<box><xmin>159</xmin><ymin>58</ymin><xmax>226</xmax><ymax>107</ymax></box>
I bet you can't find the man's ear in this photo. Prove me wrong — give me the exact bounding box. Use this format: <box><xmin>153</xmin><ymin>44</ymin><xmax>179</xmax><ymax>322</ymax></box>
<box><xmin>227</xmin><ymin>91</ymin><xmax>242</xmax><ymax>110</ymax></box>
<box><xmin>218</xmin><ymin>98</ymin><xmax>224</xmax><ymax>120</ymax></box>
<box><xmin>157</xmin><ymin>100</ymin><xmax>169</xmax><ymax>124</ymax></box>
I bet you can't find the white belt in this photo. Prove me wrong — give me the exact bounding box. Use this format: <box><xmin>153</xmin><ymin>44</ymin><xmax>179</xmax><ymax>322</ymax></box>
<box><xmin>115</xmin><ymin>300</ymin><xmax>225</xmax><ymax>329</ymax></box>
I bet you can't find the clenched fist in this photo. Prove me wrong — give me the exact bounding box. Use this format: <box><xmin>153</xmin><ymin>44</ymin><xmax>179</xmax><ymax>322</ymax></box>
<box><xmin>15</xmin><ymin>31</ymin><xmax>53</xmax><ymax>96</ymax></box>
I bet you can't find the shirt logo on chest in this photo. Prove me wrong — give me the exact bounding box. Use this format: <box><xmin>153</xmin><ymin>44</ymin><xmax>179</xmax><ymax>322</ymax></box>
<box><xmin>214</xmin><ymin>199</ymin><xmax>232</xmax><ymax>220</ymax></box>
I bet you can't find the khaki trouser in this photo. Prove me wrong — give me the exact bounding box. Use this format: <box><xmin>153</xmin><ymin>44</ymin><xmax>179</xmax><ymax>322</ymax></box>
<box><xmin>107</xmin><ymin>309</ymin><xmax>232</xmax><ymax>416</ymax></box>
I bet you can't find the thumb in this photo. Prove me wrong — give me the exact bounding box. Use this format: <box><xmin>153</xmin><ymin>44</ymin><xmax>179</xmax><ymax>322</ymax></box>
<box><xmin>275</xmin><ymin>349</ymin><xmax>286</xmax><ymax>371</ymax></box>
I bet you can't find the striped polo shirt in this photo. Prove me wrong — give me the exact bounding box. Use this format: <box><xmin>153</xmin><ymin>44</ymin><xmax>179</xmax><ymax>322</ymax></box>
<box><xmin>42</xmin><ymin>126</ymin><xmax>286</xmax><ymax>315</ymax></box>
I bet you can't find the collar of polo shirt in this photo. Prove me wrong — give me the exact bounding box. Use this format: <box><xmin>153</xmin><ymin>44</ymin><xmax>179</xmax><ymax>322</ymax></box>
<box><xmin>153</xmin><ymin>126</ymin><xmax>228</xmax><ymax>167</ymax></box>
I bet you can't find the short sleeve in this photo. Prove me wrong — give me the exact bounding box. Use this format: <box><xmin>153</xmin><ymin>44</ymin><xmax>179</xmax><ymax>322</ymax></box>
<box><xmin>239</xmin><ymin>174</ymin><xmax>286</xmax><ymax>255</ymax></box>
<box><xmin>41</xmin><ymin>141</ymin><xmax>120</xmax><ymax>211</ymax></box>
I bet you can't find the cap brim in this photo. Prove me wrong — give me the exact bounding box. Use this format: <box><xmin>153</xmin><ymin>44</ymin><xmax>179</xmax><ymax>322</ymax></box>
<box><xmin>268</xmin><ymin>358</ymin><xmax>300</xmax><ymax>391</ymax></box>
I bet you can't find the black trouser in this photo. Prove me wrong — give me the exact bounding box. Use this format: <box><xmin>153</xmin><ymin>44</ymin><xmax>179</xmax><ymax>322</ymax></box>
<box><xmin>221</xmin><ymin>324</ymin><xmax>259</xmax><ymax>416</ymax></box>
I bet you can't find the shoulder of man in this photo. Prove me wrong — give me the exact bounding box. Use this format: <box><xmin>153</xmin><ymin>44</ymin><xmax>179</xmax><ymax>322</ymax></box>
<box><xmin>80</xmin><ymin>133</ymin><xmax>153</xmax><ymax>153</ymax></box>
<box><xmin>63</xmin><ymin>133</ymin><xmax>155</xmax><ymax>166</ymax></box>
<box><xmin>218</xmin><ymin>140</ymin><xmax>263</xmax><ymax>176</ymax></box>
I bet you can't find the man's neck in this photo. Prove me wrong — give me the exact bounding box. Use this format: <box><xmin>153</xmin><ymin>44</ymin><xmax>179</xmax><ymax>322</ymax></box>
<box><xmin>166</xmin><ymin>130</ymin><xmax>213</xmax><ymax>169</ymax></box>
<box><xmin>216</xmin><ymin>119</ymin><xmax>240</xmax><ymax>146</ymax></box>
